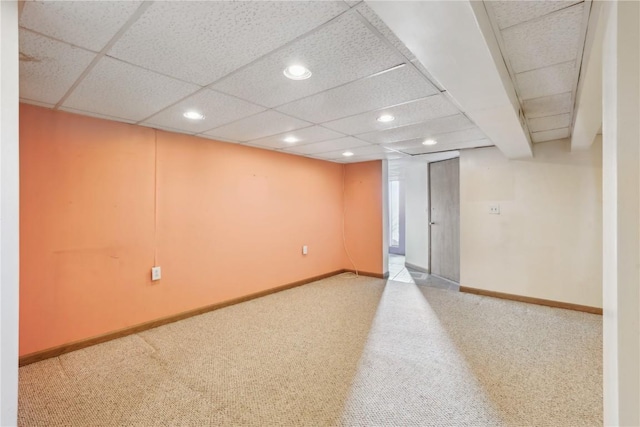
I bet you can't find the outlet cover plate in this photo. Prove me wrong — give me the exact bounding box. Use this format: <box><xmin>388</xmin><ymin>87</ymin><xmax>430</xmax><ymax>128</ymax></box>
<box><xmin>151</xmin><ymin>266</ymin><xmax>161</xmax><ymax>281</ymax></box>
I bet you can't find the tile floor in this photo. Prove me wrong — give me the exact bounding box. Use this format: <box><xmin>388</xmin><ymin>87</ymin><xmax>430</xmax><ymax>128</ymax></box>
<box><xmin>388</xmin><ymin>253</ymin><xmax>459</xmax><ymax>291</ymax></box>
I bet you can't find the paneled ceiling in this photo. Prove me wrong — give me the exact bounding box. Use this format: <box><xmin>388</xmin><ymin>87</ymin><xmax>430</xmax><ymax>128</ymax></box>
<box><xmin>18</xmin><ymin>0</ymin><xmax>495</xmax><ymax>164</ymax></box>
<box><xmin>18</xmin><ymin>1</ymin><xmax>591</xmax><ymax>163</ymax></box>
<box><xmin>483</xmin><ymin>0</ymin><xmax>591</xmax><ymax>144</ymax></box>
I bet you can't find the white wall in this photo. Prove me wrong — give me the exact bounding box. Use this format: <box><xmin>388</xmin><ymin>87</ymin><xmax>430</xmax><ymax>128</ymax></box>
<box><xmin>460</xmin><ymin>139</ymin><xmax>602</xmax><ymax>308</ymax></box>
<box><xmin>0</xmin><ymin>1</ymin><xmax>20</xmax><ymax>425</ymax></box>
<box><xmin>403</xmin><ymin>162</ymin><xmax>429</xmax><ymax>271</ymax></box>
<box><xmin>381</xmin><ymin>160</ymin><xmax>389</xmax><ymax>276</ymax></box>
<box><xmin>601</xmin><ymin>1</ymin><xmax>640</xmax><ymax>425</ymax></box>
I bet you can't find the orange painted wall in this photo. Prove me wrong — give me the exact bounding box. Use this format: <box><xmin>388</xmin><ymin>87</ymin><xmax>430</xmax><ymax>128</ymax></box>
<box><xmin>19</xmin><ymin>104</ymin><xmax>382</xmax><ymax>356</ymax></box>
<box><xmin>343</xmin><ymin>161</ymin><xmax>384</xmax><ymax>275</ymax></box>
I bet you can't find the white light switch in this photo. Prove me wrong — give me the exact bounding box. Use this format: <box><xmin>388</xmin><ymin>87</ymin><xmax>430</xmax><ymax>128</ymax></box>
<box><xmin>302</xmin><ymin>245</ymin><xmax>308</xmax><ymax>255</ymax></box>
<box><xmin>151</xmin><ymin>266</ymin><xmax>162</xmax><ymax>281</ymax></box>
<box><xmin>489</xmin><ymin>204</ymin><xmax>500</xmax><ymax>215</ymax></box>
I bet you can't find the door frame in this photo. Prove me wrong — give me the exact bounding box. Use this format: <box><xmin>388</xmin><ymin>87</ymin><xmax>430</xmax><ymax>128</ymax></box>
<box><xmin>427</xmin><ymin>162</ymin><xmax>433</xmax><ymax>272</ymax></box>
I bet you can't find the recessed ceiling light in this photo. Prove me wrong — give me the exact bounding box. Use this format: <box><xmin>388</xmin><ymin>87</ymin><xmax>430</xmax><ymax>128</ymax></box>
<box><xmin>283</xmin><ymin>136</ymin><xmax>299</xmax><ymax>144</ymax></box>
<box><xmin>283</xmin><ymin>64</ymin><xmax>312</xmax><ymax>80</ymax></box>
<box><xmin>183</xmin><ymin>111</ymin><xmax>204</xmax><ymax>120</ymax></box>
<box><xmin>377</xmin><ymin>114</ymin><xmax>395</xmax><ymax>123</ymax></box>
<box><xmin>342</xmin><ymin>151</ymin><xmax>354</xmax><ymax>157</ymax></box>
<box><xmin>422</xmin><ymin>139</ymin><xmax>438</xmax><ymax>146</ymax></box>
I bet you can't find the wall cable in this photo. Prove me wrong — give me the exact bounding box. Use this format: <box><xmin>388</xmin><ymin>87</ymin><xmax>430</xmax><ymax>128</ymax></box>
<box><xmin>153</xmin><ymin>129</ymin><xmax>158</xmax><ymax>266</ymax></box>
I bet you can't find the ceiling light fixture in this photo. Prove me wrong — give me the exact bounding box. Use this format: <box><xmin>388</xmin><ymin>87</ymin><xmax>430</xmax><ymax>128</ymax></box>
<box><xmin>183</xmin><ymin>111</ymin><xmax>205</xmax><ymax>120</ymax></box>
<box><xmin>422</xmin><ymin>139</ymin><xmax>438</xmax><ymax>146</ymax></box>
<box><xmin>283</xmin><ymin>64</ymin><xmax>312</xmax><ymax>80</ymax></box>
<box><xmin>342</xmin><ymin>151</ymin><xmax>354</xmax><ymax>157</ymax></box>
<box><xmin>377</xmin><ymin>114</ymin><xmax>395</xmax><ymax>123</ymax></box>
<box><xmin>283</xmin><ymin>136</ymin><xmax>299</xmax><ymax>144</ymax></box>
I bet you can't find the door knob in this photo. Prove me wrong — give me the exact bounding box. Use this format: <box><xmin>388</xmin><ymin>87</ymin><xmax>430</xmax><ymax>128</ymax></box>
<box><xmin>429</xmin><ymin>221</ymin><xmax>436</xmax><ymax>225</ymax></box>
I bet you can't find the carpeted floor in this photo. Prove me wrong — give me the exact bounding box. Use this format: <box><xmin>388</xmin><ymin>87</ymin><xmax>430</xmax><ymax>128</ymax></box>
<box><xmin>18</xmin><ymin>274</ymin><xmax>602</xmax><ymax>426</ymax></box>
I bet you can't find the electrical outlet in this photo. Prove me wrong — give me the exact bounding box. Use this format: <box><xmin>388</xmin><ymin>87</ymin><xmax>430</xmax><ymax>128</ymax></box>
<box><xmin>302</xmin><ymin>245</ymin><xmax>308</xmax><ymax>255</ymax></box>
<box><xmin>151</xmin><ymin>266</ymin><xmax>161</xmax><ymax>281</ymax></box>
<box><xmin>489</xmin><ymin>204</ymin><xmax>500</xmax><ymax>215</ymax></box>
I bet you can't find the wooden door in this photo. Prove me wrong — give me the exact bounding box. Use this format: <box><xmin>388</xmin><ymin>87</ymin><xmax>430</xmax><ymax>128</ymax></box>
<box><xmin>429</xmin><ymin>158</ymin><xmax>460</xmax><ymax>282</ymax></box>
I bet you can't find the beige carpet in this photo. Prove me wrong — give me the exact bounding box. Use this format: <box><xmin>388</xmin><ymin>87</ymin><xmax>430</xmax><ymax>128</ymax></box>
<box><xmin>19</xmin><ymin>274</ymin><xmax>602</xmax><ymax>426</ymax></box>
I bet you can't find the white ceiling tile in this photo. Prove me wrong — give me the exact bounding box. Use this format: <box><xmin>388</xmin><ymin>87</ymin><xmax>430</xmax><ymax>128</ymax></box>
<box><xmin>212</xmin><ymin>11</ymin><xmax>404</xmax><ymax>108</ymax></box>
<box><xmin>277</xmin><ymin>64</ymin><xmax>438</xmax><ymax>123</ymax></box>
<box><xmin>531</xmin><ymin>127</ymin><xmax>570</xmax><ymax>143</ymax></box>
<box><xmin>316</xmin><ymin>144</ymin><xmax>397</xmax><ymax>160</ymax></box>
<box><xmin>328</xmin><ymin>152</ymin><xmax>407</xmax><ymax>163</ymax></box>
<box><xmin>516</xmin><ymin>61</ymin><xmax>576</xmax><ymax>100</ymax></box>
<box><xmin>142</xmin><ymin>89</ymin><xmax>266</xmax><ymax>134</ymax></box>
<box><xmin>108</xmin><ymin>1</ymin><xmax>349</xmax><ymax>86</ymax></box>
<box><xmin>355</xmin><ymin>3</ymin><xmax>416</xmax><ymax>60</ymax></box>
<box><xmin>489</xmin><ymin>0</ymin><xmax>583</xmax><ymax>30</ymax></box>
<box><xmin>501</xmin><ymin>3</ymin><xmax>585</xmax><ymax>73</ymax></box>
<box><xmin>323</xmin><ymin>95</ymin><xmax>460</xmax><ymax>136</ymax></box>
<box><xmin>367</xmin><ymin>152</ymin><xmax>408</xmax><ymax>160</ymax></box>
<box><xmin>399</xmin><ymin>139</ymin><xmax>493</xmax><ymax>155</ymax></box>
<box><xmin>358</xmin><ymin>114</ymin><xmax>476</xmax><ymax>144</ymax></box>
<box><xmin>62</xmin><ymin>57</ymin><xmax>200</xmax><ymax>122</ymax></box>
<box><xmin>20</xmin><ymin>1</ymin><xmax>142</xmax><ymax>52</ymax></box>
<box><xmin>283</xmin><ymin>136</ymin><xmax>370</xmax><ymax>155</ymax></box>
<box><xmin>19</xmin><ymin>29</ymin><xmax>96</xmax><ymax>104</ymax></box>
<box><xmin>433</xmin><ymin>128</ymin><xmax>488</xmax><ymax>145</ymax></box>
<box><xmin>204</xmin><ymin>110</ymin><xmax>312</xmax><ymax>142</ymax></box>
<box><xmin>383</xmin><ymin>128</ymin><xmax>487</xmax><ymax>150</ymax></box>
<box><xmin>522</xmin><ymin>92</ymin><xmax>573</xmax><ymax>118</ymax></box>
<box><xmin>19</xmin><ymin>30</ymin><xmax>96</xmax><ymax>105</ymax></box>
<box><xmin>58</xmin><ymin>106</ymin><xmax>136</xmax><ymax>124</ymax></box>
<box><xmin>528</xmin><ymin>113</ymin><xmax>572</xmax><ymax>132</ymax></box>
<box><xmin>249</xmin><ymin>126</ymin><xmax>345</xmax><ymax>150</ymax></box>
<box><xmin>382</xmin><ymin>139</ymin><xmax>426</xmax><ymax>151</ymax></box>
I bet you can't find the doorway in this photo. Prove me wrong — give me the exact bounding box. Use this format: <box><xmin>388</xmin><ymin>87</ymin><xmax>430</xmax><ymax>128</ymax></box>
<box><xmin>429</xmin><ymin>158</ymin><xmax>460</xmax><ymax>283</ymax></box>
<box><xmin>388</xmin><ymin>180</ymin><xmax>405</xmax><ymax>255</ymax></box>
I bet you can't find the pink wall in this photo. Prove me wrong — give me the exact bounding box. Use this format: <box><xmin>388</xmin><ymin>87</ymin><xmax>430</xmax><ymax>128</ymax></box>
<box><xmin>343</xmin><ymin>161</ymin><xmax>384</xmax><ymax>275</ymax></box>
<box><xmin>19</xmin><ymin>104</ymin><xmax>382</xmax><ymax>356</ymax></box>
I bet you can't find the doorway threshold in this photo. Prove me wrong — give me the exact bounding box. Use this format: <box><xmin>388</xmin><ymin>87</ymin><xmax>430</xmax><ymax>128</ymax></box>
<box><xmin>388</xmin><ymin>254</ymin><xmax>459</xmax><ymax>291</ymax></box>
